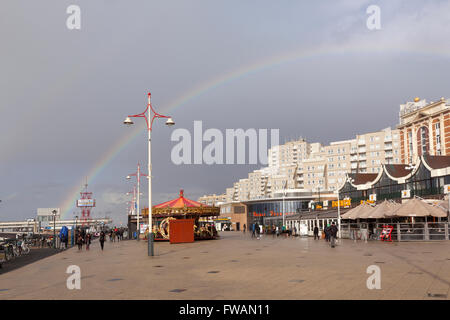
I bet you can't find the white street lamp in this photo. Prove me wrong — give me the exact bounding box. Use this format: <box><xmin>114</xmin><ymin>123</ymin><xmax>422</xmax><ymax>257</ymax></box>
<box><xmin>124</xmin><ymin>92</ymin><xmax>174</xmax><ymax>256</ymax></box>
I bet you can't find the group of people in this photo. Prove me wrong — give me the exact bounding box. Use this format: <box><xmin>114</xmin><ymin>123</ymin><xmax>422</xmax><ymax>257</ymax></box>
<box><xmin>108</xmin><ymin>227</ymin><xmax>124</xmax><ymax>242</ymax></box>
<box><xmin>249</xmin><ymin>223</ymin><xmax>297</xmax><ymax>239</ymax></box>
<box><xmin>75</xmin><ymin>229</ymin><xmax>107</xmax><ymax>251</ymax></box>
<box><xmin>313</xmin><ymin>222</ymin><xmax>338</xmax><ymax>247</ymax></box>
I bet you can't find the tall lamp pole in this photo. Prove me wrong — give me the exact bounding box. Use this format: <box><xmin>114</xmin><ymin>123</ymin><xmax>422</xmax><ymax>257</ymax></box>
<box><xmin>127</xmin><ymin>164</ymin><xmax>146</xmax><ymax>240</ymax></box>
<box><xmin>52</xmin><ymin>209</ymin><xmax>57</xmax><ymax>249</ymax></box>
<box><xmin>124</xmin><ymin>92</ymin><xmax>175</xmax><ymax>256</ymax></box>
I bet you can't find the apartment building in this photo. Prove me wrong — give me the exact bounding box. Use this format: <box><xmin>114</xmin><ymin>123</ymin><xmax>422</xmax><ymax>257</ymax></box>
<box><xmin>198</xmin><ymin>194</ymin><xmax>227</xmax><ymax>206</ymax></box>
<box><xmin>268</xmin><ymin>138</ymin><xmax>310</xmax><ymax>167</ymax></box>
<box><xmin>199</xmin><ymin>98</ymin><xmax>433</xmax><ymax>203</ymax></box>
<box><xmin>397</xmin><ymin>97</ymin><xmax>450</xmax><ymax>164</ymax></box>
<box><xmin>352</xmin><ymin>127</ymin><xmax>401</xmax><ymax>174</ymax></box>
<box><xmin>303</xmin><ymin>140</ymin><xmax>351</xmax><ymax>192</ymax></box>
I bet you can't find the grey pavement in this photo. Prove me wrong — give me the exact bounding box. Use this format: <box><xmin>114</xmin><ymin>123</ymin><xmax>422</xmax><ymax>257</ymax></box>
<box><xmin>1</xmin><ymin>232</ymin><xmax>450</xmax><ymax>299</ymax></box>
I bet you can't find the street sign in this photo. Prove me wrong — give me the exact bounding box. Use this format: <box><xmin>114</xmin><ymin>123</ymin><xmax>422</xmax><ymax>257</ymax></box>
<box><xmin>401</xmin><ymin>189</ymin><xmax>411</xmax><ymax>198</ymax></box>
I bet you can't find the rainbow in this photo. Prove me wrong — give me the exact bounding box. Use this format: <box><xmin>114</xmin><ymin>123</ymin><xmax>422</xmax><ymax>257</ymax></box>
<box><xmin>59</xmin><ymin>42</ymin><xmax>450</xmax><ymax>219</ymax></box>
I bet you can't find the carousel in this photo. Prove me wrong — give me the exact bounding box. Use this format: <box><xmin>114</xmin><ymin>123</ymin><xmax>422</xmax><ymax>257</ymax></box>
<box><xmin>142</xmin><ymin>190</ymin><xmax>220</xmax><ymax>241</ymax></box>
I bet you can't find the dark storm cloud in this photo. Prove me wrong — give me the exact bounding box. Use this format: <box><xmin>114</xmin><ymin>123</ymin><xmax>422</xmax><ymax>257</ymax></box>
<box><xmin>1</xmin><ymin>0</ymin><xmax>450</xmax><ymax>223</ymax></box>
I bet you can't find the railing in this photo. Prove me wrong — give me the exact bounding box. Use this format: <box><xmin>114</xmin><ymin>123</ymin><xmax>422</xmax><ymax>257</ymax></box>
<box><xmin>340</xmin><ymin>222</ymin><xmax>449</xmax><ymax>241</ymax></box>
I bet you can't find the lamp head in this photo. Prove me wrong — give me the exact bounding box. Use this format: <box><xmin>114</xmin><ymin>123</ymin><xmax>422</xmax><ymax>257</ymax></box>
<box><xmin>123</xmin><ymin>117</ymin><xmax>134</xmax><ymax>126</ymax></box>
<box><xmin>126</xmin><ymin>175</ymin><xmax>131</xmax><ymax>180</ymax></box>
<box><xmin>165</xmin><ymin>117</ymin><xmax>175</xmax><ymax>126</ymax></box>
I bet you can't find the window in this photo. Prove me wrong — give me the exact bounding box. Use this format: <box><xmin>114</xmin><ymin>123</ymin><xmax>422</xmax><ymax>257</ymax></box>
<box><xmin>408</xmin><ymin>131</ymin><xmax>413</xmax><ymax>163</ymax></box>
<box><xmin>435</xmin><ymin>122</ymin><xmax>441</xmax><ymax>151</ymax></box>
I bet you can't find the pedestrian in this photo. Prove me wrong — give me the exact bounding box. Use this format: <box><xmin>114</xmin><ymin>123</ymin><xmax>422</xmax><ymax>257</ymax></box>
<box><xmin>255</xmin><ymin>222</ymin><xmax>260</xmax><ymax>240</ymax></box>
<box><xmin>243</xmin><ymin>224</ymin><xmax>246</xmax><ymax>234</ymax></box>
<box><xmin>329</xmin><ymin>222</ymin><xmax>338</xmax><ymax>248</ymax></box>
<box><xmin>361</xmin><ymin>228</ymin><xmax>368</xmax><ymax>243</ymax></box>
<box><xmin>77</xmin><ymin>234</ymin><xmax>83</xmax><ymax>250</ymax></box>
<box><xmin>109</xmin><ymin>230</ymin><xmax>113</xmax><ymax>242</ymax></box>
<box><xmin>251</xmin><ymin>223</ymin><xmax>256</xmax><ymax>238</ymax></box>
<box><xmin>99</xmin><ymin>230</ymin><xmax>105</xmax><ymax>250</ymax></box>
<box><xmin>324</xmin><ymin>224</ymin><xmax>331</xmax><ymax>242</ymax></box>
<box><xmin>112</xmin><ymin>231</ymin><xmax>116</xmax><ymax>242</ymax></box>
<box><xmin>313</xmin><ymin>225</ymin><xmax>319</xmax><ymax>240</ymax></box>
<box><xmin>85</xmin><ymin>233</ymin><xmax>91</xmax><ymax>250</ymax></box>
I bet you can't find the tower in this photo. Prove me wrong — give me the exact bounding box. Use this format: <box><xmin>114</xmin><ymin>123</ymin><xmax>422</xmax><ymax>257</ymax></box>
<box><xmin>76</xmin><ymin>181</ymin><xmax>96</xmax><ymax>226</ymax></box>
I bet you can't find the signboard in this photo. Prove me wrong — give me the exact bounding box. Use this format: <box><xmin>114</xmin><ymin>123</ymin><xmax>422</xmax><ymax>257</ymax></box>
<box><xmin>323</xmin><ymin>200</ymin><xmax>328</xmax><ymax>207</ymax></box>
<box><xmin>140</xmin><ymin>223</ymin><xmax>148</xmax><ymax>234</ymax></box>
<box><xmin>369</xmin><ymin>194</ymin><xmax>377</xmax><ymax>202</ymax></box>
<box><xmin>360</xmin><ymin>200</ymin><xmax>375</xmax><ymax>204</ymax></box>
<box><xmin>37</xmin><ymin>208</ymin><xmax>60</xmax><ymax>216</ymax></box>
<box><xmin>401</xmin><ymin>189</ymin><xmax>411</xmax><ymax>198</ymax></box>
<box><xmin>444</xmin><ymin>185</ymin><xmax>450</xmax><ymax>194</ymax></box>
<box><xmin>332</xmin><ymin>199</ymin><xmax>351</xmax><ymax>207</ymax></box>
<box><xmin>77</xmin><ymin>199</ymin><xmax>95</xmax><ymax>207</ymax></box>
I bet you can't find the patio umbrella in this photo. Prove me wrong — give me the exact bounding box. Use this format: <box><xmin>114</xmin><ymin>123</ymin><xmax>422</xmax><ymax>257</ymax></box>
<box><xmin>360</xmin><ymin>200</ymin><xmax>397</xmax><ymax>219</ymax></box>
<box><xmin>387</xmin><ymin>198</ymin><xmax>447</xmax><ymax>218</ymax></box>
<box><xmin>341</xmin><ymin>203</ymin><xmax>370</xmax><ymax>220</ymax></box>
<box><xmin>355</xmin><ymin>203</ymin><xmax>377</xmax><ymax>219</ymax></box>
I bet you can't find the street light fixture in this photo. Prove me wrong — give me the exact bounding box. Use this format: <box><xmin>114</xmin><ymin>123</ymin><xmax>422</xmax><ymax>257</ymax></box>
<box><xmin>126</xmin><ymin>164</ymin><xmax>147</xmax><ymax>241</ymax></box>
<box><xmin>123</xmin><ymin>92</ymin><xmax>174</xmax><ymax>256</ymax></box>
<box><xmin>52</xmin><ymin>209</ymin><xmax>57</xmax><ymax>249</ymax></box>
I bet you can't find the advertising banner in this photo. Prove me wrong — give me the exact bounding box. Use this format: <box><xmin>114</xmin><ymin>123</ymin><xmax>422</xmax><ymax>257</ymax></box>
<box><xmin>77</xmin><ymin>199</ymin><xmax>95</xmax><ymax>207</ymax></box>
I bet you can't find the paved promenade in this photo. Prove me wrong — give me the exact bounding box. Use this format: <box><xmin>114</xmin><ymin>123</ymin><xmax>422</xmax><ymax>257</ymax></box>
<box><xmin>1</xmin><ymin>232</ymin><xmax>450</xmax><ymax>299</ymax></box>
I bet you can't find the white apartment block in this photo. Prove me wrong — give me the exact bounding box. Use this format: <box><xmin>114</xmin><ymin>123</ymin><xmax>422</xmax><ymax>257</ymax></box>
<box><xmin>200</xmin><ymin>128</ymin><xmax>402</xmax><ymax>202</ymax></box>
<box><xmin>268</xmin><ymin>138</ymin><xmax>310</xmax><ymax>167</ymax></box>
<box><xmin>351</xmin><ymin>127</ymin><xmax>401</xmax><ymax>174</ymax></box>
<box><xmin>198</xmin><ymin>194</ymin><xmax>227</xmax><ymax>206</ymax></box>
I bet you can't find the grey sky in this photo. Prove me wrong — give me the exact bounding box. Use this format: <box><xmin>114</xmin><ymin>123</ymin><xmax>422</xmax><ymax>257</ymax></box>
<box><xmin>1</xmin><ymin>0</ymin><xmax>450</xmax><ymax>225</ymax></box>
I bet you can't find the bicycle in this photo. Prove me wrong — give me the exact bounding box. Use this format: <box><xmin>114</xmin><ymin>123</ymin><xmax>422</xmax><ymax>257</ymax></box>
<box><xmin>20</xmin><ymin>242</ymin><xmax>30</xmax><ymax>255</ymax></box>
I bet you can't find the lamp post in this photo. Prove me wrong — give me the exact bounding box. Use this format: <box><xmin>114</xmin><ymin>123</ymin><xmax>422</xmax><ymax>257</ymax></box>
<box><xmin>282</xmin><ymin>180</ymin><xmax>287</xmax><ymax>227</ymax></box>
<box><xmin>127</xmin><ymin>164</ymin><xmax>147</xmax><ymax>241</ymax></box>
<box><xmin>336</xmin><ymin>190</ymin><xmax>341</xmax><ymax>238</ymax></box>
<box><xmin>124</xmin><ymin>92</ymin><xmax>174</xmax><ymax>256</ymax></box>
<box><xmin>52</xmin><ymin>209</ymin><xmax>57</xmax><ymax>249</ymax></box>
<box><xmin>74</xmin><ymin>215</ymin><xmax>78</xmax><ymax>247</ymax></box>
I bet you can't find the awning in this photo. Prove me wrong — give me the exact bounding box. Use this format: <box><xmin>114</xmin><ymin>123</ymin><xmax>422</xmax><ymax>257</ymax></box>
<box><xmin>387</xmin><ymin>198</ymin><xmax>447</xmax><ymax>218</ymax></box>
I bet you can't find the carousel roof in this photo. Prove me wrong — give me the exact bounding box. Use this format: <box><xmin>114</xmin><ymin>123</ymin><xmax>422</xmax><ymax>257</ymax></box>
<box><xmin>154</xmin><ymin>189</ymin><xmax>206</xmax><ymax>209</ymax></box>
<box><xmin>151</xmin><ymin>190</ymin><xmax>220</xmax><ymax>217</ymax></box>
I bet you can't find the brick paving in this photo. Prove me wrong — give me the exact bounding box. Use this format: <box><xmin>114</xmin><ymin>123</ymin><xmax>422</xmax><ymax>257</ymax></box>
<box><xmin>0</xmin><ymin>232</ymin><xmax>449</xmax><ymax>299</ymax></box>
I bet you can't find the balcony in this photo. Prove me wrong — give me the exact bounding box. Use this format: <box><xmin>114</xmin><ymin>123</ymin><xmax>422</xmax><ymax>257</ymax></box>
<box><xmin>384</xmin><ymin>144</ymin><xmax>393</xmax><ymax>150</ymax></box>
<box><xmin>358</xmin><ymin>139</ymin><xmax>366</xmax><ymax>146</ymax></box>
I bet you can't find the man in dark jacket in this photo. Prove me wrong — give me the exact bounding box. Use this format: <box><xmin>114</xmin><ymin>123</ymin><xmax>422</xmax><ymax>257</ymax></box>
<box><xmin>323</xmin><ymin>225</ymin><xmax>329</xmax><ymax>242</ymax></box>
<box><xmin>329</xmin><ymin>222</ymin><xmax>338</xmax><ymax>248</ymax></box>
<box><xmin>99</xmin><ymin>231</ymin><xmax>106</xmax><ymax>251</ymax></box>
<box><xmin>313</xmin><ymin>226</ymin><xmax>319</xmax><ymax>240</ymax></box>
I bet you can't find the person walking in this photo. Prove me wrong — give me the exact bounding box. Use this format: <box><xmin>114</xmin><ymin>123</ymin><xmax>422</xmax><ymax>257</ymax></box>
<box><xmin>109</xmin><ymin>230</ymin><xmax>113</xmax><ymax>242</ymax></box>
<box><xmin>313</xmin><ymin>225</ymin><xmax>319</xmax><ymax>240</ymax></box>
<box><xmin>329</xmin><ymin>222</ymin><xmax>338</xmax><ymax>248</ymax></box>
<box><xmin>243</xmin><ymin>224</ymin><xmax>246</xmax><ymax>234</ymax></box>
<box><xmin>99</xmin><ymin>231</ymin><xmax>106</xmax><ymax>251</ymax></box>
<box><xmin>112</xmin><ymin>230</ymin><xmax>116</xmax><ymax>242</ymax></box>
<box><xmin>251</xmin><ymin>223</ymin><xmax>256</xmax><ymax>238</ymax></box>
<box><xmin>85</xmin><ymin>233</ymin><xmax>91</xmax><ymax>250</ymax></box>
<box><xmin>324</xmin><ymin>224</ymin><xmax>331</xmax><ymax>242</ymax></box>
<box><xmin>77</xmin><ymin>233</ymin><xmax>83</xmax><ymax>250</ymax></box>
<box><xmin>255</xmin><ymin>222</ymin><xmax>260</xmax><ymax>240</ymax></box>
